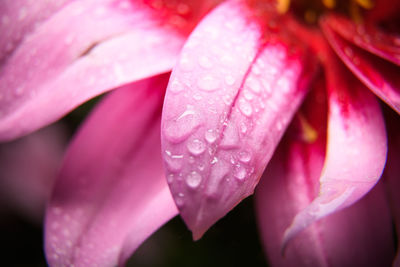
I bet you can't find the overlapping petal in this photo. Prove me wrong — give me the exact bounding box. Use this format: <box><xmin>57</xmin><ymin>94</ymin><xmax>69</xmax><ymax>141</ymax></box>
<box><xmin>0</xmin><ymin>0</ymin><xmax>188</xmax><ymax>141</ymax></box>
<box><xmin>256</xmin><ymin>82</ymin><xmax>395</xmax><ymax>266</ymax></box>
<box><xmin>45</xmin><ymin>75</ymin><xmax>178</xmax><ymax>267</ymax></box>
<box><xmin>283</xmin><ymin>55</ymin><xmax>387</xmax><ymax>245</ymax></box>
<box><xmin>321</xmin><ymin>15</ymin><xmax>400</xmax><ymax>114</ymax></box>
<box><xmin>161</xmin><ymin>0</ymin><xmax>317</xmax><ymax>239</ymax></box>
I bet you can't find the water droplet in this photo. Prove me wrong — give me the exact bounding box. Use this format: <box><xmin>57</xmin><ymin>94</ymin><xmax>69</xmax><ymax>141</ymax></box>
<box><xmin>175</xmin><ymin>193</ymin><xmax>185</xmax><ymax>207</ymax></box>
<box><xmin>180</xmin><ymin>56</ymin><xmax>195</xmax><ymax>71</ymax></box>
<box><xmin>198</xmin><ymin>56</ymin><xmax>213</xmax><ymax>69</ymax></box>
<box><xmin>197</xmin><ymin>75</ymin><xmax>220</xmax><ymax>91</ymax></box>
<box><xmin>238</xmin><ymin>151</ymin><xmax>252</xmax><ymax>163</ymax></box>
<box><xmin>164</xmin><ymin>150</ymin><xmax>184</xmax><ymax>171</ymax></box>
<box><xmin>193</xmin><ymin>93</ymin><xmax>202</xmax><ymax>100</ymax></box>
<box><xmin>239</xmin><ymin>123</ymin><xmax>247</xmax><ymax>134</ymax></box>
<box><xmin>243</xmin><ymin>90</ymin><xmax>254</xmax><ymax>101</ymax></box>
<box><xmin>225</xmin><ymin>75</ymin><xmax>236</xmax><ymax>85</ymax></box>
<box><xmin>344</xmin><ymin>47</ymin><xmax>353</xmax><ymax>58</ymax></box>
<box><xmin>239</xmin><ymin>101</ymin><xmax>253</xmax><ymax>117</ymax></box>
<box><xmin>186</xmin><ymin>171</ymin><xmax>202</xmax><ymax>188</ymax></box>
<box><xmin>246</xmin><ymin>78</ymin><xmax>261</xmax><ymax>93</ymax></box>
<box><xmin>187</xmin><ymin>139</ymin><xmax>206</xmax><ymax>155</ymax></box>
<box><xmin>170</xmin><ymin>80</ymin><xmax>184</xmax><ymax>93</ymax></box>
<box><xmin>205</xmin><ymin>129</ymin><xmax>217</xmax><ymax>143</ymax></box>
<box><xmin>234</xmin><ymin>166</ymin><xmax>247</xmax><ymax>180</ymax></box>
<box><xmin>211</xmin><ymin>156</ymin><xmax>218</xmax><ymax>164</ymax></box>
<box><xmin>167</xmin><ymin>174</ymin><xmax>174</xmax><ymax>184</ymax></box>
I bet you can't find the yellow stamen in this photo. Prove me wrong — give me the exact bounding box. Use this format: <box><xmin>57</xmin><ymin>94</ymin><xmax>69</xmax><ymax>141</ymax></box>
<box><xmin>276</xmin><ymin>0</ymin><xmax>291</xmax><ymax>14</ymax></box>
<box><xmin>322</xmin><ymin>0</ymin><xmax>336</xmax><ymax>9</ymax></box>
<box><xmin>355</xmin><ymin>0</ymin><xmax>374</xmax><ymax>9</ymax></box>
<box><xmin>304</xmin><ymin>9</ymin><xmax>317</xmax><ymax>24</ymax></box>
<box><xmin>298</xmin><ymin>114</ymin><xmax>318</xmax><ymax>143</ymax></box>
<box><xmin>350</xmin><ymin>0</ymin><xmax>363</xmax><ymax>22</ymax></box>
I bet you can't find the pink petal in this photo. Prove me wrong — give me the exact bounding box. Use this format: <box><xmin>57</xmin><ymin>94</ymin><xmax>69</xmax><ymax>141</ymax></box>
<box><xmin>161</xmin><ymin>0</ymin><xmax>318</xmax><ymax>239</ymax></box>
<box><xmin>283</xmin><ymin>55</ymin><xmax>387</xmax><ymax>246</ymax></box>
<box><xmin>0</xmin><ymin>0</ymin><xmax>71</xmax><ymax>62</ymax></box>
<box><xmin>0</xmin><ymin>123</ymin><xmax>67</xmax><ymax>222</ymax></box>
<box><xmin>321</xmin><ymin>15</ymin><xmax>400</xmax><ymax>65</ymax></box>
<box><xmin>256</xmin><ymin>136</ymin><xmax>395</xmax><ymax>267</ymax></box>
<box><xmin>0</xmin><ymin>0</ymin><xmax>187</xmax><ymax>141</ymax></box>
<box><xmin>321</xmin><ymin>16</ymin><xmax>400</xmax><ymax>114</ymax></box>
<box><xmin>45</xmin><ymin>75</ymin><xmax>178</xmax><ymax>267</ymax></box>
<box><xmin>382</xmin><ymin>108</ymin><xmax>400</xmax><ymax>266</ymax></box>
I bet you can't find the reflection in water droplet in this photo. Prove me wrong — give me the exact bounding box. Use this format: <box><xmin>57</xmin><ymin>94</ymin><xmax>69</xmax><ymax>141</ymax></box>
<box><xmin>187</xmin><ymin>139</ymin><xmax>206</xmax><ymax>155</ymax></box>
<box><xmin>175</xmin><ymin>192</ymin><xmax>185</xmax><ymax>207</ymax></box>
<box><xmin>186</xmin><ymin>171</ymin><xmax>202</xmax><ymax>188</ymax></box>
<box><xmin>167</xmin><ymin>174</ymin><xmax>174</xmax><ymax>184</ymax></box>
<box><xmin>170</xmin><ymin>80</ymin><xmax>184</xmax><ymax>93</ymax></box>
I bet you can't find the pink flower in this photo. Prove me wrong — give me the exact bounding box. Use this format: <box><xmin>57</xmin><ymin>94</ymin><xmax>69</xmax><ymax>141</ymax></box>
<box><xmin>1</xmin><ymin>0</ymin><xmax>399</xmax><ymax>266</ymax></box>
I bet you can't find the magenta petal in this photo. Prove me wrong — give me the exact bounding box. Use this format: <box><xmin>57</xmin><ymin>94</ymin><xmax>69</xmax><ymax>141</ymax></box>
<box><xmin>0</xmin><ymin>0</ymin><xmax>71</xmax><ymax>61</ymax></box>
<box><xmin>321</xmin><ymin>16</ymin><xmax>400</xmax><ymax>114</ymax></box>
<box><xmin>45</xmin><ymin>75</ymin><xmax>178</xmax><ymax>267</ymax></box>
<box><xmin>0</xmin><ymin>0</ymin><xmax>186</xmax><ymax>141</ymax></box>
<box><xmin>283</xmin><ymin>58</ymin><xmax>387</xmax><ymax>246</ymax></box>
<box><xmin>161</xmin><ymin>0</ymin><xmax>317</xmax><ymax>239</ymax></box>
<box><xmin>256</xmin><ymin>138</ymin><xmax>395</xmax><ymax>267</ymax></box>
<box><xmin>322</xmin><ymin>15</ymin><xmax>400</xmax><ymax>65</ymax></box>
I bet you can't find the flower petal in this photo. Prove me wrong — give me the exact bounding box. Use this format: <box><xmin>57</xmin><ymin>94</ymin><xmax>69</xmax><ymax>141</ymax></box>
<box><xmin>161</xmin><ymin>0</ymin><xmax>317</xmax><ymax>239</ymax></box>
<box><xmin>321</xmin><ymin>15</ymin><xmax>400</xmax><ymax>114</ymax></box>
<box><xmin>283</xmin><ymin>56</ymin><xmax>387</xmax><ymax>246</ymax></box>
<box><xmin>45</xmin><ymin>75</ymin><xmax>178</xmax><ymax>267</ymax></box>
<box><xmin>0</xmin><ymin>123</ymin><xmax>67</xmax><ymax>222</ymax></box>
<box><xmin>0</xmin><ymin>0</ymin><xmax>71</xmax><ymax>61</ymax></box>
<box><xmin>0</xmin><ymin>0</ymin><xmax>187</xmax><ymax>141</ymax></box>
<box><xmin>256</xmin><ymin>136</ymin><xmax>394</xmax><ymax>267</ymax></box>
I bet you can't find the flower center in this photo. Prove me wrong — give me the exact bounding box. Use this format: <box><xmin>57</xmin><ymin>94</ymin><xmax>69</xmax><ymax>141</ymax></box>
<box><xmin>277</xmin><ymin>0</ymin><xmax>375</xmax><ymax>24</ymax></box>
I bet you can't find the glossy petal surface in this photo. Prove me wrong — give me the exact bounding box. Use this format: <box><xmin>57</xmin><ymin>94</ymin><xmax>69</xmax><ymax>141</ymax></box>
<box><xmin>45</xmin><ymin>75</ymin><xmax>178</xmax><ymax>267</ymax></box>
<box><xmin>161</xmin><ymin>0</ymin><xmax>317</xmax><ymax>239</ymax></box>
<box><xmin>283</xmin><ymin>57</ymin><xmax>387</xmax><ymax>245</ymax></box>
<box><xmin>321</xmin><ymin>16</ymin><xmax>400</xmax><ymax>114</ymax></box>
<box><xmin>0</xmin><ymin>0</ymin><xmax>186</xmax><ymax>141</ymax></box>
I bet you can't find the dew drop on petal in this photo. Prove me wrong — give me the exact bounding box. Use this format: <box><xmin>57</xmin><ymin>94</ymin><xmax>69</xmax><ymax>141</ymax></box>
<box><xmin>239</xmin><ymin>101</ymin><xmax>253</xmax><ymax>117</ymax></box>
<box><xmin>187</xmin><ymin>139</ymin><xmax>206</xmax><ymax>155</ymax></box>
<box><xmin>205</xmin><ymin>129</ymin><xmax>217</xmax><ymax>143</ymax></box>
<box><xmin>198</xmin><ymin>56</ymin><xmax>213</xmax><ymax>69</ymax></box>
<box><xmin>225</xmin><ymin>75</ymin><xmax>236</xmax><ymax>85</ymax></box>
<box><xmin>197</xmin><ymin>74</ymin><xmax>220</xmax><ymax>91</ymax></box>
<box><xmin>186</xmin><ymin>171</ymin><xmax>202</xmax><ymax>188</ymax></box>
<box><xmin>167</xmin><ymin>174</ymin><xmax>174</xmax><ymax>184</ymax></box>
<box><xmin>234</xmin><ymin>166</ymin><xmax>247</xmax><ymax>180</ymax></box>
<box><xmin>238</xmin><ymin>150</ymin><xmax>252</xmax><ymax>163</ymax></box>
<box><xmin>170</xmin><ymin>80</ymin><xmax>185</xmax><ymax>93</ymax></box>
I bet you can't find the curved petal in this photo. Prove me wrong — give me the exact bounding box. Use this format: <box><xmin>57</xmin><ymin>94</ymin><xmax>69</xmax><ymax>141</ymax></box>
<box><xmin>283</xmin><ymin>55</ymin><xmax>387</xmax><ymax>246</ymax></box>
<box><xmin>382</xmin><ymin>108</ymin><xmax>400</xmax><ymax>266</ymax></box>
<box><xmin>321</xmin><ymin>16</ymin><xmax>400</xmax><ymax>114</ymax></box>
<box><xmin>161</xmin><ymin>0</ymin><xmax>318</xmax><ymax>239</ymax></box>
<box><xmin>45</xmin><ymin>75</ymin><xmax>178</xmax><ymax>267</ymax></box>
<box><xmin>256</xmin><ymin>82</ymin><xmax>395</xmax><ymax>266</ymax></box>
<box><xmin>0</xmin><ymin>0</ymin><xmax>71</xmax><ymax>62</ymax></box>
<box><xmin>0</xmin><ymin>124</ymin><xmax>67</xmax><ymax>222</ymax></box>
<box><xmin>256</xmin><ymin>139</ymin><xmax>395</xmax><ymax>267</ymax></box>
<box><xmin>0</xmin><ymin>0</ymin><xmax>188</xmax><ymax>141</ymax></box>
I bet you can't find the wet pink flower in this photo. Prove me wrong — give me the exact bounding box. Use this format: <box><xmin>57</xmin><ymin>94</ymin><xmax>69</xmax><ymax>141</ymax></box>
<box><xmin>0</xmin><ymin>0</ymin><xmax>399</xmax><ymax>266</ymax></box>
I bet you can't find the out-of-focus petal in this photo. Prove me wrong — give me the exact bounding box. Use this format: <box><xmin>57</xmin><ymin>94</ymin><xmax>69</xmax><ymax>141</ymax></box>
<box><xmin>161</xmin><ymin>0</ymin><xmax>317</xmax><ymax>239</ymax></box>
<box><xmin>0</xmin><ymin>124</ymin><xmax>67</xmax><ymax>222</ymax></box>
<box><xmin>321</xmin><ymin>15</ymin><xmax>400</xmax><ymax>114</ymax></box>
<box><xmin>0</xmin><ymin>0</ymin><xmax>189</xmax><ymax>141</ymax></box>
<box><xmin>45</xmin><ymin>75</ymin><xmax>178</xmax><ymax>267</ymax></box>
<box><xmin>382</xmin><ymin>107</ymin><xmax>400</xmax><ymax>266</ymax></box>
<box><xmin>256</xmin><ymin>83</ymin><xmax>395</xmax><ymax>266</ymax></box>
<box><xmin>283</xmin><ymin>55</ymin><xmax>387</xmax><ymax>245</ymax></box>
<box><xmin>0</xmin><ymin>0</ymin><xmax>71</xmax><ymax>62</ymax></box>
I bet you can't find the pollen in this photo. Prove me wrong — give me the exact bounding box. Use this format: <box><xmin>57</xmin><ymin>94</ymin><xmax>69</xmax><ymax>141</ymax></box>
<box><xmin>299</xmin><ymin>114</ymin><xmax>318</xmax><ymax>143</ymax></box>
<box><xmin>276</xmin><ymin>0</ymin><xmax>291</xmax><ymax>14</ymax></box>
<box><xmin>322</xmin><ymin>0</ymin><xmax>336</xmax><ymax>9</ymax></box>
